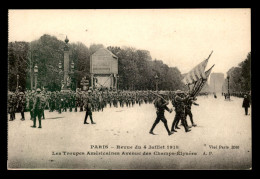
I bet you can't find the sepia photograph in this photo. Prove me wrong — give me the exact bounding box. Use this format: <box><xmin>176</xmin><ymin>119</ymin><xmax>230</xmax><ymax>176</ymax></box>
<box><xmin>7</xmin><ymin>9</ymin><xmax>251</xmax><ymax>170</ymax></box>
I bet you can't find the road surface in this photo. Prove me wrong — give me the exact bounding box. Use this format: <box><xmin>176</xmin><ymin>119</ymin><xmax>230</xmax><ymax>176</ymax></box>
<box><xmin>8</xmin><ymin>95</ymin><xmax>252</xmax><ymax>169</ymax></box>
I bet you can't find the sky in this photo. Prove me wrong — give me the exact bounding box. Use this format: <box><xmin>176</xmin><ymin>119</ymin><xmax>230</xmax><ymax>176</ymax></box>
<box><xmin>8</xmin><ymin>9</ymin><xmax>251</xmax><ymax>76</ymax></box>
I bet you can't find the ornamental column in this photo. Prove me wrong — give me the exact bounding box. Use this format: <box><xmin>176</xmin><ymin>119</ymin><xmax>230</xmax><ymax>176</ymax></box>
<box><xmin>63</xmin><ymin>36</ymin><xmax>70</xmax><ymax>90</ymax></box>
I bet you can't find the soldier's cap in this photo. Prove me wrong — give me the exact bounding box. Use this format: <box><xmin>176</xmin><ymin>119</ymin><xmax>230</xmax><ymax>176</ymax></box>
<box><xmin>36</xmin><ymin>88</ymin><xmax>41</xmax><ymax>92</ymax></box>
<box><xmin>175</xmin><ymin>90</ymin><xmax>184</xmax><ymax>94</ymax></box>
<box><xmin>19</xmin><ymin>92</ymin><xmax>24</xmax><ymax>95</ymax></box>
<box><xmin>88</xmin><ymin>90</ymin><xmax>92</xmax><ymax>93</ymax></box>
<box><xmin>158</xmin><ymin>91</ymin><xmax>165</xmax><ymax>95</ymax></box>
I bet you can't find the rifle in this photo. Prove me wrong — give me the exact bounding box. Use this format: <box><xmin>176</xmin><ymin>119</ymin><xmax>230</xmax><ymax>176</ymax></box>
<box><xmin>149</xmin><ymin>91</ymin><xmax>167</xmax><ymax>102</ymax></box>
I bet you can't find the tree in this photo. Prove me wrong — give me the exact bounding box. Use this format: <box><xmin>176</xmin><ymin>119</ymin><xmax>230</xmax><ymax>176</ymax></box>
<box><xmin>239</xmin><ymin>52</ymin><xmax>251</xmax><ymax>92</ymax></box>
<box><xmin>8</xmin><ymin>35</ymin><xmax>186</xmax><ymax>91</ymax></box>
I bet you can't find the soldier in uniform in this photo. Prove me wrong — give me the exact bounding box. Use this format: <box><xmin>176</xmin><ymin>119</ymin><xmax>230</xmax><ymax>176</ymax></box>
<box><xmin>31</xmin><ymin>88</ymin><xmax>43</xmax><ymax>128</ymax></box>
<box><xmin>57</xmin><ymin>92</ymin><xmax>62</xmax><ymax>114</ymax></box>
<box><xmin>185</xmin><ymin>95</ymin><xmax>199</xmax><ymax>127</ymax></box>
<box><xmin>17</xmin><ymin>92</ymin><xmax>26</xmax><ymax>120</ymax></box>
<box><xmin>75</xmin><ymin>90</ymin><xmax>80</xmax><ymax>112</ymax></box>
<box><xmin>69</xmin><ymin>91</ymin><xmax>74</xmax><ymax>112</ymax></box>
<box><xmin>8</xmin><ymin>92</ymin><xmax>16</xmax><ymax>121</ymax></box>
<box><xmin>242</xmin><ymin>94</ymin><xmax>250</xmax><ymax>115</ymax></box>
<box><xmin>79</xmin><ymin>91</ymin><xmax>84</xmax><ymax>112</ymax></box>
<box><xmin>41</xmin><ymin>92</ymin><xmax>47</xmax><ymax>119</ymax></box>
<box><xmin>149</xmin><ymin>91</ymin><xmax>173</xmax><ymax>136</ymax></box>
<box><xmin>84</xmin><ymin>90</ymin><xmax>96</xmax><ymax>124</ymax></box>
<box><xmin>27</xmin><ymin>92</ymin><xmax>35</xmax><ymax>120</ymax></box>
<box><xmin>171</xmin><ymin>90</ymin><xmax>191</xmax><ymax>133</ymax></box>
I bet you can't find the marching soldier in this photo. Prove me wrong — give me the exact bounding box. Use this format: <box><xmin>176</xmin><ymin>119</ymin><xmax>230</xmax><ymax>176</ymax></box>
<box><xmin>171</xmin><ymin>90</ymin><xmax>191</xmax><ymax>133</ymax></box>
<box><xmin>84</xmin><ymin>90</ymin><xmax>96</xmax><ymax>124</ymax></box>
<box><xmin>149</xmin><ymin>91</ymin><xmax>173</xmax><ymax>136</ymax></box>
<box><xmin>75</xmin><ymin>90</ymin><xmax>80</xmax><ymax>112</ymax></box>
<box><xmin>8</xmin><ymin>92</ymin><xmax>16</xmax><ymax>121</ymax></box>
<box><xmin>79</xmin><ymin>91</ymin><xmax>84</xmax><ymax>112</ymax></box>
<box><xmin>185</xmin><ymin>95</ymin><xmax>199</xmax><ymax>127</ymax></box>
<box><xmin>242</xmin><ymin>94</ymin><xmax>250</xmax><ymax>115</ymax></box>
<box><xmin>31</xmin><ymin>88</ymin><xmax>43</xmax><ymax>128</ymax></box>
<box><xmin>17</xmin><ymin>92</ymin><xmax>26</xmax><ymax>120</ymax></box>
<box><xmin>69</xmin><ymin>91</ymin><xmax>74</xmax><ymax>112</ymax></box>
<box><xmin>27</xmin><ymin>92</ymin><xmax>35</xmax><ymax>120</ymax></box>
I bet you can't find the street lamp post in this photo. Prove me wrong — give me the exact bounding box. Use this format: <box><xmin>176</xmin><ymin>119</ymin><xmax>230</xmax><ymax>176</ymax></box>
<box><xmin>59</xmin><ymin>60</ymin><xmax>63</xmax><ymax>90</ymax></box>
<box><xmin>155</xmin><ymin>74</ymin><xmax>159</xmax><ymax>91</ymax></box>
<box><xmin>34</xmin><ymin>64</ymin><xmax>38</xmax><ymax>89</ymax></box>
<box><xmin>227</xmin><ymin>75</ymin><xmax>230</xmax><ymax>100</ymax></box>
<box><xmin>117</xmin><ymin>75</ymin><xmax>119</xmax><ymax>90</ymax></box>
<box><xmin>70</xmin><ymin>61</ymin><xmax>74</xmax><ymax>90</ymax></box>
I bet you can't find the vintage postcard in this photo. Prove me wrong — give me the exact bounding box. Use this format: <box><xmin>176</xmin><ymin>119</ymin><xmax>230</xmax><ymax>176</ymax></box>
<box><xmin>7</xmin><ymin>9</ymin><xmax>251</xmax><ymax>170</ymax></box>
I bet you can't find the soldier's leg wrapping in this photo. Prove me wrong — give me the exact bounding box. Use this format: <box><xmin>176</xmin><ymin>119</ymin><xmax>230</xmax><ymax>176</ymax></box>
<box><xmin>245</xmin><ymin>107</ymin><xmax>248</xmax><ymax>115</ymax></box>
<box><xmin>171</xmin><ymin>114</ymin><xmax>179</xmax><ymax>131</ymax></box>
<box><xmin>32</xmin><ymin>110</ymin><xmax>36</xmax><ymax>127</ymax></box>
<box><xmin>84</xmin><ymin>111</ymin><xmax>89</xmax><ymax>123</ymax></box>
<box><xmin>21</xmin><ymin>111</ymin><xmax>25</xmax><ymax>120</ymax></box>
<box><xmin>10</xmin><ymin>110</ymin><xmax>14</xmax><ymax>120</ymax></box>
<box><xmin>38</xmin><ymin>110</ymin><xmax>42</xmax><ymax>127</ymax></box>
<box><xmin>174</xmin><ymin>115</ymin><xmax>181</xmax><ymax>129</ymax></box>
<box><xmin>150</xmin><ymin>117</ymin><xmax>160</xmax><ymax>132</ymax></box>
<box><xmin>162</xmin><ymin>117</ymin><xmax>171</xmax><ymax>134</ymax></box>
<box><xmin>181</xmin><ymin>113</ymin><xmax>189</xmax><ymax>131</ymax></box>
<box><xmin>90</xmin><ymin>114</ymin><xmax>94</xmax><ymax>123</ymax></box>
<box><xmin>186</xmin><ymin>110</ymin><xmax>194</xmax><ymax>124</ymax></box>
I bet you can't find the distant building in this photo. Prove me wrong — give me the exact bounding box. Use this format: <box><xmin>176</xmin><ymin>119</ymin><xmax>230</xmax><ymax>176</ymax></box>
<box><xmin>209</xmin><ymin>73</ymin><xmax>224</xmax><ymax>93</ymax></box>
<box><xmin>90</xmin><ymin>48</ymin><xmax>118</xmax><ymax>89</ymax></box>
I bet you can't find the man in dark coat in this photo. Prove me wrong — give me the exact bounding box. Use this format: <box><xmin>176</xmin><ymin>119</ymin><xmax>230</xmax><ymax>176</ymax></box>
<box><xmin>149</xmin><ymin>92</ymin><xmax>173</xmax><ymax>136</ymax></box>
<box><xmin>84</xmin><ymin>90</ymin><xmax>96</xmax><ymax>124</ymax></box>
<box><xmin>242</xmin><ymin>95</ymin><xmax>250</xmax><ymax>115</ymax></box>
<box><xmin>32</xmin><ymin>88</ymin><xmax>43</xmax><ymax>128</ymax></box>
<box><xmin>17</xmin><ymin>92</ymin><xmax>26</xmax><ymax>121</ymax></box>
<box><xmin>185</xmin><ymin>96</ymin><xmax>199</xmax><ymax>127</ymax></box>
<box><xmin>171</xmin><ymin>90</ymin><xmax>191</xmax><ymax>133</ymax></box>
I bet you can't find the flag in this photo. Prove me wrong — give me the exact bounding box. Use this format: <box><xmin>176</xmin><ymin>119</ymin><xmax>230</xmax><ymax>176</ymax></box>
<box><xmin>182</xmin><ymin>58</ymin><xmax>209</xmax><ymax>85</ymax></box>
<box><xmin>191</xmin><ymin>64</ymin><xmax>215</xmax><ymax>97</ymax></box>
<box><xmin>182</xmin><ymin>51</ymin><xmax>213</xmax><ymax>85</ymax></box>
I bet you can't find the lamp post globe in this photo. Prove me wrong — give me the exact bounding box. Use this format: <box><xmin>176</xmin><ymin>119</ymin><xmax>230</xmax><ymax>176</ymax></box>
<box><xmin>71</xmin><ymin>61</ymin><xmax>74</xmax><ymax>70</ymax></box>
<box><xmin>58</xmin><ymin>61</ymin><xmax>62</xmax><ymax>70</ymax></box>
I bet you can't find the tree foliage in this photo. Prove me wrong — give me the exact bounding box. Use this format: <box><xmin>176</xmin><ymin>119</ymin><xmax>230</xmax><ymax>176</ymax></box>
<box><xmin>224</xmin><ymin>52</ymin><xmax>251</xmax><ymax>93</ymax></box>
<box><xmin>8</xmin><ymin>34</ymin><xmax>185</xmax><ymax>91</ymax></box>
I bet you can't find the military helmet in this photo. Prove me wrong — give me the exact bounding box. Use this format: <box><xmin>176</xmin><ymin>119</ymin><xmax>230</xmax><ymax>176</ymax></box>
<box><xmin>19</xmin><ymin>92</ymin><xmax>24</xmax><ymax>95</ymax></box>
<box><xmin>175</xmin><ymin>90</ymin><xmax>183</xmax><ymax>94</ymax></box>
<box><xmin>88</xmin><ymin>90</ymin><xmax>92</xmax><ymax>93</ymax></box>
<box><xmin>158</xmin><ymin>91</ymin><xmax>165</xmax><ymax>95</ymax></box>
<box><xmin>36</xmin><ymin>88</ymin><xmax>41</xmax><ymax>92</ymax></box>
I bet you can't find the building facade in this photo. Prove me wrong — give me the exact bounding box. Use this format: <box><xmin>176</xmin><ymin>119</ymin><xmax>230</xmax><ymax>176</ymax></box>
<box><xmin>90</xmin><ymin>48</ymin><xmax>118</xmax><ymax>89</ymax></box>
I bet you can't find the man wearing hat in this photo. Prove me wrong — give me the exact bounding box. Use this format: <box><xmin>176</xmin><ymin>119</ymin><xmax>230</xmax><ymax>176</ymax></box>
<box><xmin>185</xmin><ymin>95</ymin><xmax>199</xmax><ymax>127</ymax></box>
<box><xmin>171</xmin><ymin>90</ymin><xmax>191</xmax><ymax>132</ymax></box>
<box><xmin>84</xmin><ymin>90</ymin><xmax>96</xmax><ymax>124</ymax></box>
<box><xmin>242</xmin><ymin>94</ymin><xmax>250</xmax><ymax>115</ymax></box>
<box><xmin>31</xmin><ymin>88</ymin><xmax>43</xmax><ymax>128</ymax></box>
<box><xmin>8</xmin><ymin>92</ymin><xmax>16</xmax><ymax>121</ymax></box>
<box><xmin>149</xmin><ymin>91</ymin><xmax>173</xmax><ymax>136</ymax></box>
<box><xmin>17</xmin><ymin>91</ymin><xmax>26</xmax><ymax>121</ymax></box>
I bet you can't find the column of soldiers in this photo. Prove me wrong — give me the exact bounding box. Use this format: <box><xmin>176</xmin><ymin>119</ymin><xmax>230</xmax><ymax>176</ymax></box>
<box><xmin>8</xmin><ymin>87</ymin><xmax>200</xmax><ymax>134</ymax></box>
<box><xmin>150</xmin><ymin>90</ymin><xmax>199</xmax><ymax>136</ymax></box>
